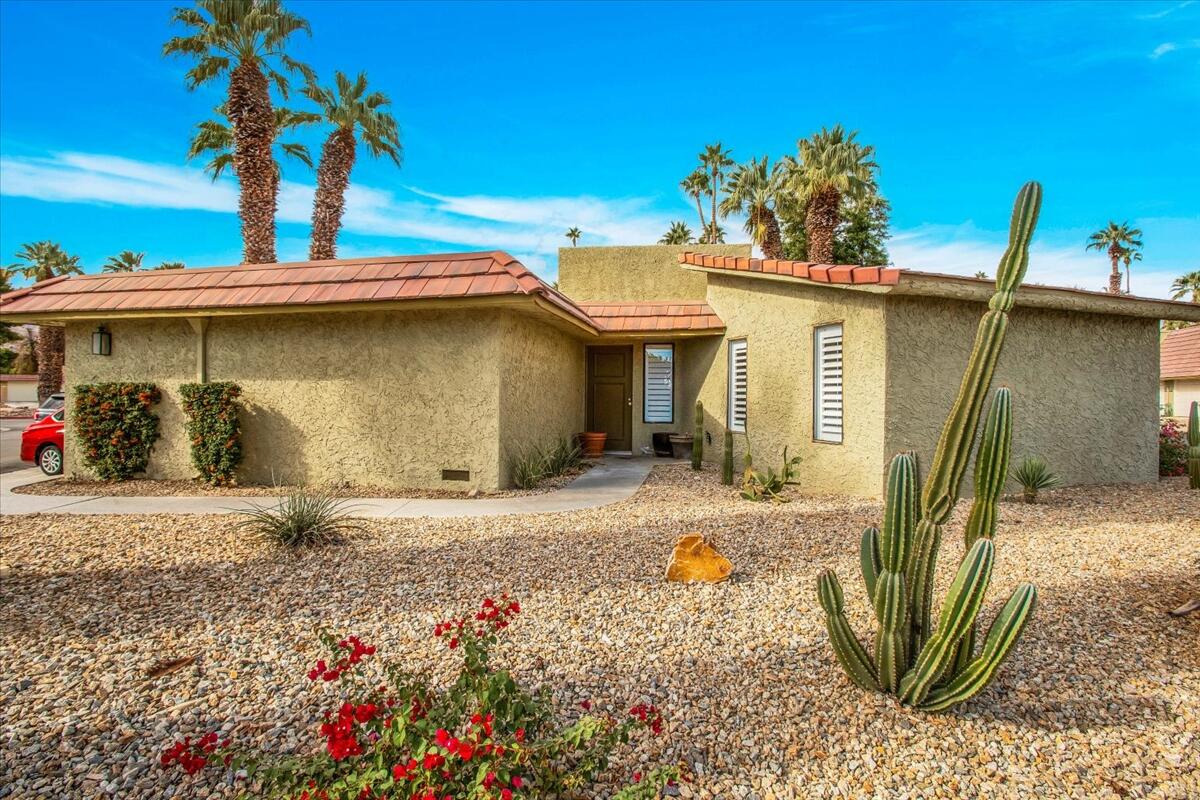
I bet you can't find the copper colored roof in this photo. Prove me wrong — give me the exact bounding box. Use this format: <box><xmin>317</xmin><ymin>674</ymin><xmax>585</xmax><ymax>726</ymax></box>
<box><xmin>0</xmin><ymin>252</ymin><xmax>594</xmax><ymax>328</ymax></box>
<box><xmin>577</xmin><ymin>302</ymin><xmax>724</xmax><ymax>333</ymax></box>
<box><xmin>0</xmin><ymin>374</ymin><xmax>37</xmax><ymax>382</ymax></box>
<box><xmin>1161</xmin><ymin>326</ymin><xmax>1200</xmax><ymax>379</ymax></box>
<box><xmin>679</xmin><ymin>252</ymin><xmax>900</xmax><ymax>286</ymax></box>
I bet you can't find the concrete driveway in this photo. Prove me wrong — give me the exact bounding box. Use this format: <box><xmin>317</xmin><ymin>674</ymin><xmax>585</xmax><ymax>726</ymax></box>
<box><xmin>0</xmin><ymin>417</ymin><xmax>34</xmax><ymax>474</ymax></box>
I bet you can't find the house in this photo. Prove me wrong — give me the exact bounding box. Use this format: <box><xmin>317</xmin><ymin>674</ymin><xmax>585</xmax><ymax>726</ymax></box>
<box><xmin>0</xmin><ymin>374</ymin><xmax>39</xmax><ymax>405</ymax></box>
<box><xmin>2</xmin><ymin>245</ymin><xmax>1197</xmax><ymax>496</ymax></box>
<box><xmin>1160</xmin><ymin>325</ymin><xmax>1200</xmax><ymax>418</ymax></box>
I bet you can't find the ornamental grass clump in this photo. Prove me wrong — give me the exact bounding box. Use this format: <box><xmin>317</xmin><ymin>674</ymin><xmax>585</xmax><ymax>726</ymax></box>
<box><xmin>72</xmin><ymin>382</ymin><xmax>161</xmax><ymax>480</ymax></box>
<box><xmin>1011</xmin><ymin>455</ymin><xmax>1059</xmax><ymax>503</ymax></box>
<box><xmin>233</xmin><ymin>490</ymin><xmax>364</xmax><ymax>548</ymax></box>
<box><xmin>179</xmin><ymin>381</ymin><xmax>243</xmax><ymax>485</ymax></box>
<box><xmin>160</xmin><ymin>596</ymin><xmax>678</xmax><ymax>799</ymax></box>
<box><xmin>815</xmin><ymin>182</ymin><xmax>1042</xmax><ymax>711</ymax></box>
<box><xmin>511</xmin><ymin>437</ymin><xmax>584</xmax><ymax>489</ymax></box>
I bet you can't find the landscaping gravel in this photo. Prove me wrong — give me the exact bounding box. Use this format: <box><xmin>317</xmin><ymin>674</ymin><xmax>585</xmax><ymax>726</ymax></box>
<box><xmin>1</xmin><ymin>465</ymin><xmax>1197</xmax><ymax>799</ymax></box>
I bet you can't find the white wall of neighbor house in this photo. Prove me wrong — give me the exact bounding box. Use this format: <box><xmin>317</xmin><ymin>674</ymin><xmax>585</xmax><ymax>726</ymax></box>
<box><xmin>1161</xmin><ymin>377</ymin><xmax>1200</xmax><ymax>418</ymax></box>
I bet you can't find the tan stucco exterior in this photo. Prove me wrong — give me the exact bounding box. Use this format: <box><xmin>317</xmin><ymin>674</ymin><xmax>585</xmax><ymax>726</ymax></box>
<box><xmin>883</xmin><ymin>296</ymin><xmax>1160</xmax><ymax>489</ymax></box>
<box><xmin>64</xmin><ymin>307</ymin><xmax>582</xmax><ymax>492</ymax></box>
<box><xmin>558</xmin><ymin>245</ymin><xmax>748</xmax><ymax>303</ymax></box>
<box><xmin>689</xmin><ymin>273</ymin><xmax>890</xmax><ymax>497</ymax></box>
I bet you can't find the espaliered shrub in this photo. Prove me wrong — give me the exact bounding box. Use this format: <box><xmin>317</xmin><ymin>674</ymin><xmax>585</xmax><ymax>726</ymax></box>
<box><xmin>815</xmin><ymin>182</ymin><xmax>1042</xmax><ymax>711</ymax></box>
<box><xmin>72</xmin><ymin>383</ymin><xmax>161</xmax><ymax>480</ymax></box>
<box><xmin>160</xmin><ymin>597</ymin><xmax>677</xmax><ymax>799</ymax></box>
<box><xmin>179</xmin><ymin>382</ymin><xmax>243</xmax><ymax>485</ymax></box>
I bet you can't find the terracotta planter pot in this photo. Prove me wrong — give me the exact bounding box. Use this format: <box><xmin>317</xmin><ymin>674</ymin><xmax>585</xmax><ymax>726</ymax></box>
<box><xmin>667</xmin><ymin>433</ymin><xmax>694</xmax><ymax>461</ymax></box>
<box><xmin>578</xmin><ymin>432</ymin><xmax>607</xmax><ymax>458</ymax></box>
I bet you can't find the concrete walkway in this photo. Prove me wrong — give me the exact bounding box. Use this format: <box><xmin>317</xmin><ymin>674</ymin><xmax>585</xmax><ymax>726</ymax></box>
<box><xmin>0</xmin><ymin>457</ymin><xmax>657</xmax><ymax>518</ymax></box>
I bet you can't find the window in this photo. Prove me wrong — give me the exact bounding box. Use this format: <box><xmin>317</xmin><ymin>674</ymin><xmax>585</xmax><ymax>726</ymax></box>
<box><xmin>814</xmin><ymin>323</ymin><xmax>843</xmax><ymax>443</ymax></box>
<box><xmin>727</xmin><ymin>339</ymin><xmax>747</xmax><ymax>432</ymax></box>
<box><xmin>643</xmin><ymin>344</ymin><xmax>674</xmax><ymax>423</ymax></box>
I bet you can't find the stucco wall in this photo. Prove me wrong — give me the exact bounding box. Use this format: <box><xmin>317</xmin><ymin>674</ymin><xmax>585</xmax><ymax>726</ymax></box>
<box><xmin>498</xmin><ymin>312</ymin><xmax>585</xmax><ymax>484</ymax></box>
<box><xmin>65</xmin><ymin>309</ymin><xmax>517</xmax><ymax>491</ymax></box>
<box><xmin>557</xmin><ymin>245</ymin><xmax>749</xmax><ymax>303</ymax></box>
<box><xmin>691</xmin><ymin>274</ymin><xmax>890</xmax><ymax>497</ymax></box>
<box><xmin>884</xmin><ymin>296</ymin><xmax>1160</xmax><ymax>490</ymax></box>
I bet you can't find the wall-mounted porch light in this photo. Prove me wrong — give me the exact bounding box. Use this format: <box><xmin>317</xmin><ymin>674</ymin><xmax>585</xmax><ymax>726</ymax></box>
<box><xmin>91</xmin><ymin>326</ymin><xmax>112</xmax><ymax>356</ymax></box>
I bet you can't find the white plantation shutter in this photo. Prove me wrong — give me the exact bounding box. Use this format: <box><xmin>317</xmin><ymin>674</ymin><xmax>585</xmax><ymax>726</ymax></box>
<box><xmin>727</xmin><ymin>339</ymin><xmax>747</xmax><ymax>432</ymax></box>
<box><xmin>814</xmin><ymin>324</ymin><xmax>843</xmax><ymax>443</ymax></box>
<box><xmin>644</xmin><ymin>345</ymin><xmax>674</xmax><ymax>423</ymax></box>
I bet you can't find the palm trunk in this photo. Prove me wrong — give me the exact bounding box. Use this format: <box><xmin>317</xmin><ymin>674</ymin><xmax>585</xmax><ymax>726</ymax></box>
<box><xmin>694</xmin><ymin>196</ymin><xmax>707</xmax><ymax>243</ymax></box>
<box><xmin>1107</xmin><ymin>246</ymin><xmax>1122</xmax><ymax>294</ymax></box>
<box><xmin>761</xmin><ymin>208</ymin><xmax>784</xmax><ymax>260</ymax></box>
<box><xmin>805</xmin><ymin>188</ymin><xmax>841</xmax><ymax>264</ymax></box>
<box><xmin>228</xmin><ymin>63</ymin><xmax>277</xmax><ymax>265</ymax></box>
<box><xmin>710</xmin><ymin>174</ymin><xmax>718</xmax><ymax>246</ymax></box>
<box><xmin>309</xmin><ymin>127</ymin><xmax>357</xmax><ymax>261</ymax></box>
<box><xmin>35</xmin><ymin>325</ymin><xmax>64</xmax><ymax>402</ymax></box>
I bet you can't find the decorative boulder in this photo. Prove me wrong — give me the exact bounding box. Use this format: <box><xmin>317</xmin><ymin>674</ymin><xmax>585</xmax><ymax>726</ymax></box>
<box><xmin>665</xmin><ymin>534</ymin><xmax>732</xmax><ymax>583</ymax></box>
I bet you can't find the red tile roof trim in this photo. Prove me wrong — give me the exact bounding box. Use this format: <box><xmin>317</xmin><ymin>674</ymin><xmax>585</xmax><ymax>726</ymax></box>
<box><xmin>0</xmin><ymin>251</ymin><xmax>597</xmax><ymax>329</ymax></box>
<box><xmin>678</xmin><ymin>252</ymin><xmax>900</xmax><ymax>287</ymax></box>
<box><xmin>578</xmin><ymin>301</ymin><xmax>724</xmax><ymax>333</ymax></box>
<box><xmin>1161</xmin><ymin>325</ymin><xmax>1200</xmax><ymax>379</ymax></box>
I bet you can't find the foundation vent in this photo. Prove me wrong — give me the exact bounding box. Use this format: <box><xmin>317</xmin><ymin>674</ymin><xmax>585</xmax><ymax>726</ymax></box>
<box><xmin>441</xmin><ymin>469</ymin><xmax>471</xmax><ymax>482</ymax></box>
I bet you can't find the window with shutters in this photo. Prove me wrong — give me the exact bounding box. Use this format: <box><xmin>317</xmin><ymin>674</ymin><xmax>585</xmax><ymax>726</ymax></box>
<box><xmin>643</xmin><ymin>344</ymin><xmax>674</xmax><ymax>423</ymax></box>
<box><xmin>727</xmin><ymin>339</ymin><xmax>747</xmax><ymax>433</ymax></box>
<box><xmin>813</xmin><ymin>323</ymin><xmax>843</xmax><ymax>443</ymax></box>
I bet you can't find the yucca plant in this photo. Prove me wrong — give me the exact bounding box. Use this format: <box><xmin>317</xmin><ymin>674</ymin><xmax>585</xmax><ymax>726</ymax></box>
<box><xmin>233</xmin><ymin>490</ymin><xmax>364</xmax><ymax>548</ymax></box>
<box><xmin>816</xmin><ymin>182</ymin><xmax>1042</xmax><ymax>711</ymax></box>
<box><xmin>1011</xmin><ymin>456</ymin><xmax>1059</xmax><ymax>503</ymax></box>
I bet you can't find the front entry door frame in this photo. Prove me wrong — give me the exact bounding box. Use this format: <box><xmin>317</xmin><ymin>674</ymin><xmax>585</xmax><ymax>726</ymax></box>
<box><xmin>586</xmin><ymin>345</ymin><xmax>633</xmax><ymax>452</ymax></box>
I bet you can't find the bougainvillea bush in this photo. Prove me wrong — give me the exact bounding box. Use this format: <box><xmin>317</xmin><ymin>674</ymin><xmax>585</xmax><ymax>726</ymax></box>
<box><xmin>161</xmin><ymin>597</ymin><xmax>678</xmax><ymax>799</ymax></box>
<box><xmin>179</xmin><ymin>381</ymin><xmax>243</xmax><ymax>485</ymax></box>
<box><xmin>1160</xmin><ymin>418</ymin><xmax>1188</xmax><ymax>477</ymax></box>
<box><xmin>72</xmin><ymin>383</ymin><xmax>161</xmax><ymax>480</ymax></box>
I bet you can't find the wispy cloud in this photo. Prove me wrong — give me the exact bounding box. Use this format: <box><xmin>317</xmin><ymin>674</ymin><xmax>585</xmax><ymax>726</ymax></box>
<box><xmin>1150</xmin><ymin>38</ymin><xmax>1200</xmax><ymax>58</ymax></box>
<box><xmin>1139</xmin><ymin>1</ymin><xmax>1195</xmax><ymax>20</ymax></box>
<box><xmin>0</xmin><ymin>150</ymin><xmax>679</xmax><ymax>279</ymax></box>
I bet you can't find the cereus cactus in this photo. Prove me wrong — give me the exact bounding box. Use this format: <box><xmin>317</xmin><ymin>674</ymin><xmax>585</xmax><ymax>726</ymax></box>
<box><xmin>1189</xmin><ymin>401</ymin><xmax>1199</xmax><ymax>490</ymax></box>
<box><xmin>692</xmin><ymin>400</ymin><xmax>704</xmax><ymax>470</ymax></box>
<box><xmin>721</xmin><ymin>429</ymin><xmax>734</xmax><ymax>485</ymax></box>
<box><xmin>815</xmin><ymin>182</ymin><xmax>1042</xmax><ymax>711</ymax></box>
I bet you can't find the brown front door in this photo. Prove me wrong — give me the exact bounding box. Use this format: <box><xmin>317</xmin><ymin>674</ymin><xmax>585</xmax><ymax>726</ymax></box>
<box><xmin>586</xmin><ymin>346</ymin><xmax>632</xmax><ymax>452</ymax></box>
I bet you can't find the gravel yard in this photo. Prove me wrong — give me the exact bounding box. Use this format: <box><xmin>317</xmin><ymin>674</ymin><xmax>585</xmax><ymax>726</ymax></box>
<box><xmin>1</xmin><ymin>465</ymin><xmax>1197</xmax><ymax>799</ymax></box>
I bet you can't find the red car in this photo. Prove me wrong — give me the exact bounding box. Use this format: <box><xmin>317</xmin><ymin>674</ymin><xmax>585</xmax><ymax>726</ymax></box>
<box><xmin>20</xmin><ymin>409</ymin><xmax>65</xmax><ymax>475</ymax></box>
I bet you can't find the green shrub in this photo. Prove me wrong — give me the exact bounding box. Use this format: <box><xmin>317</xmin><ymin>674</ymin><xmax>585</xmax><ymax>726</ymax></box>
<box><xmin>159</xmin><ymin>596</ymin><xmax>677</xmax><ymax>799</ymax></box>
<box><xmin>1011</xmin><ymin>455</ymin><xmax>1059</xmax><ymax>503</ymax></box>
<box><xmin>72</xmin><ymin>383</ymin><xmax>161</xmax><ymax>480</ymax></box>
<box><xmin>740</xmin><ymin>443</ymin><xmax>802</xmax><ymax>503</ymax></box>
<box><xmin>511</xmin><ymin>437</ymin><xmax>583</xmax><ymax>489</ymax></box>
<box><xmin>1160</xmin><ymin>418</ymin><xmax>1188</xmax><ymax>477</ymax></box>
<box><xmin>233</xmin><ymin>490</ymin><xmax>364</xmax><ymax>548</ymax></box>
<box><xmin>179</xmin><ymin>382</ymin><xmax>243</xmax><ymax>485</ymax></box>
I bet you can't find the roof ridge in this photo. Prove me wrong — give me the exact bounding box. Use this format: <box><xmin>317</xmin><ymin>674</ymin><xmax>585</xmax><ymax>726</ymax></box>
<box><xmin>678</xmin><ymin>251</ymin><xmax>900</xmax><ymax>286</ymax></box>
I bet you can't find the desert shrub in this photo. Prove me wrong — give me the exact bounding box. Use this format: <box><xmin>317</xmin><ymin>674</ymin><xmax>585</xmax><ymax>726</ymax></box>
<box><xmin>1011</xmin><ymin>455</ymin><xmax>1059</xmax><ymax>503</ymax></box>
<box><xmin>160</xmin><ymin>596</ymin><xmax>676</xmax><ymax>799</ymax></box>
<box><xmin>72</xmin><ymin>383</ymin><xmax>161</xmax><ymax>480</ymax></box>
<box><xmin>1159</xmin><ymin>418</ymin><xmax>1188</xmax><ymax>477</ymax></box>
<box><xmin>740</xmin><ymin>443</ymin><xmax>802</xmax><ymax>503</ymax></box>
<box><xmin>233</xmin><ymin>490</ymin><xmax>364</xmax><ymax>548</ymax></box>
<box><xmin>179</xmin><ymin>382</ymin><xmax>243</xmax><ymax>485</ymax></box>
<box><xmin>511</xmin><ymin>437</ymin><xmax>584</xmax><ymax>489</ymax></box>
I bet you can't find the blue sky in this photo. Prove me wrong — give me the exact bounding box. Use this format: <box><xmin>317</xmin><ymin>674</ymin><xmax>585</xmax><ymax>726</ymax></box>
<box><xmin>1</xmin><ymin>0</ymin><xmax>1197</xmax><ymax>298</ymax></box>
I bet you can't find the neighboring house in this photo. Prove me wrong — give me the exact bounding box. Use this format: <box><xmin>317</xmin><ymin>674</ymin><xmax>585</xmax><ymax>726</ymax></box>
<box><xmin>1</xmin><ymin>246</ymin><xmax>1197</xmax><ymax>495</ymax></box>
<box><xmin>0</xmin><ymin>374</ymin><xmax>39</xmax><ymax>405</ymax></box>
<box><xmin>1160</xmin><ymin>325</ymin><xmax>1200</xmax><ymax>418</ymax></box>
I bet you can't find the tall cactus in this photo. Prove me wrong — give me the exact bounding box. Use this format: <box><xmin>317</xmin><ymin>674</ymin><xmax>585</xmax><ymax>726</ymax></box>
<box><xmin>721</xmin><ymin>429</ymin><xmax>734</xmax><ymax>485</ymax></box>
<box><xmin>1188</xmin><ymin>401</ymin><xmax>1199</xmax><ymax>490</ymax></box>
<box><xmin>814</xmin><ymin>182</ymin><xmax>1042</xmax><ymax>712</ymax></box>
<box><xmin>692</xmin><ymin>401</ymin><xmax>704</xmax><ymax>470</ymax></box>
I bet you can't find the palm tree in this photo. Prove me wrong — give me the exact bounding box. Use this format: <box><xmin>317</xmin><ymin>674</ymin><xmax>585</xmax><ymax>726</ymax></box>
<box><xmin>7</xmin><ymin>241</ymin><xmax>83</xmax><ymax>400</ymax></box>
<box><xmin>565</xmin><ymin>227</ymin><xmax>582</xmax><ymax>247</ymax></box>
<box><xmin>659</xmin><ymin>221</ymin><xmax>695</xmax><ymax>245</ymax></box>
<box><xmin>102</xmin><ymin>251</ymin><xmax>146</xmax><ymax>272</ymax></box>
<box><xmin>304</xmin><ymin>71</ymin><xmax>402</xmax><ymax>260</ymax></box>
<box><xmin>719</xmin><ymin>156</ymin><xmax>787</xmax><ymax>259</ymax></box>
<box><xmin>1170</xmin><ymin>270</ymin><xmax>1200</xmax><ymax>303</ymax></box>
<box><xmin>188</xmin><ymin>104</ymin><xmax>317</xmax><ymax>181</ymax></box>
<box><xmin>155</xmin><ymin>261</ymin><xmax>187</xmax><ymax>270</ymax></box>
<box><xmin>699</xmin><ymin>143</ymin><xmax>734</xmax><ymax>244</ymax></box>
<box><xmin>163</xmin><ymin>0</ymin><xmax>311</xmax><ymax>264</ymax></box>
<box><xmin>680</xmin><ymin>168</ymin><xmax>710</xmax><ymax>240</ymax></box>
<box><xmin>1085</xmin><ymin>221</ymin><xmax>1143</xmax><ymax>294</ymax></box>
<box><xmin>1118</xmin><ymin>247</ymin><xmax>1142</xmax><ymax>295</ymax></box>
<box><xmin>785</xmin><ymin>125</ymin><xmax>878</xmax><ymax>264</ymax></box>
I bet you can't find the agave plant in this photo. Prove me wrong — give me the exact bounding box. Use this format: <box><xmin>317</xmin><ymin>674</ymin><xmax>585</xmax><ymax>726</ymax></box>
<box><xmin>1011</xmin><ymin>455</ymin><xmax>1059</xmax><ymax>503</ymax></box>
<box><xmin>233</xmin><ymin>490</ymin><xmax>364</xmax><ymax>548</ymax></box>
<box><xmin>816</xmin><ymin>182</ymin><xmax>1042</xmax><ymax>711</ymax></box>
